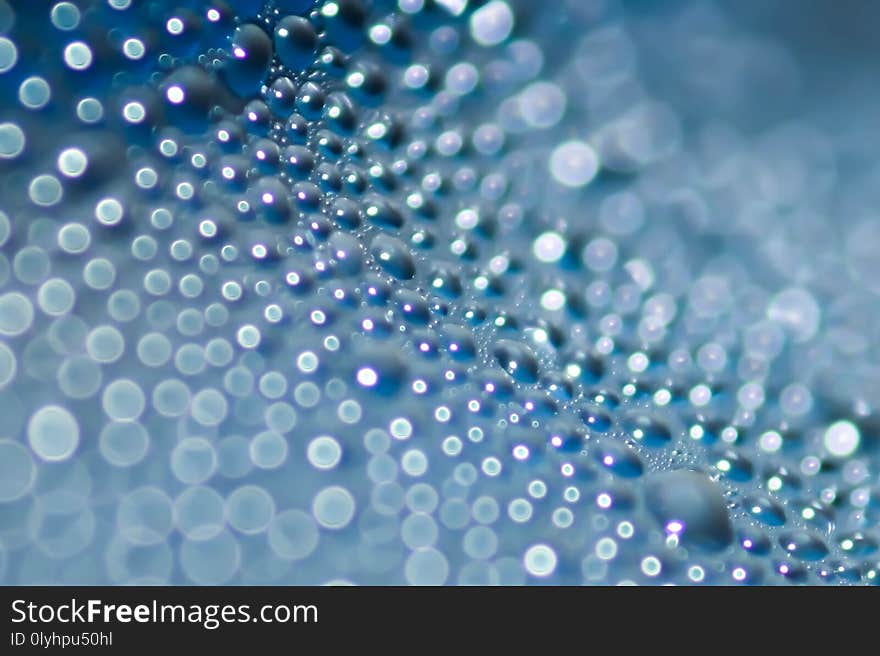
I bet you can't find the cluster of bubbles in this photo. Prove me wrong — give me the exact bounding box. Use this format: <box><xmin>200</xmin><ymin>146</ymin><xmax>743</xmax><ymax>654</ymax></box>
<box><xmin>0</xmin><ymin>0</ymin><xmax>878</xmax><ymax>585</ymax></box>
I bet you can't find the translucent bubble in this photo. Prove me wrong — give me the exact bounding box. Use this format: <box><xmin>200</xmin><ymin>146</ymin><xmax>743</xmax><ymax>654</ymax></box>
<box><xmin>268</xmin><ymin>510</ymin><xmax>319</xmax><ymax>560</ymax></box>
<box><xmin>312</xmin><ymin>486</ymin><xmax>356</xmax><ymax>529</ymax></box>
<box><xmin>137</xmin><ymin>333</ymin><xmax>172</xmax><ymax>367</ymax></box>
<box><xmin>519</xmin><ymin>81</ymin><xmax>566</xmax><ymax>129</ymax></box>
<box><xmin>226</xmin><ymin>485</ymin><xmax>275</xmax><ymax>535</ymax></box>
<box><xmin>583</xmin><ymin>238</ymin><xmax>618</xmax><ymax>272</ymax></box>
<box><xmin>463</xmin><ymin>526</ymin><xmax>498</xmax><ymax>559</ymax></box>
<box><xmin>107</xmin><ymin>289</ymin><xmax>140</xmax><ymax>323</ymax></box>
<box><xmin>250</xmin><ymin>430</ymin><xmax>288</xmax><ymax>469</ymax></box>
<box><xmin>27</xmin><ymin>405</ymin><xmax>79</xmax><ymax>462</ymax></box>
<box><xmin>28</xmin><ymin>174</ymin><xmax>63</xmax><ymax>206</ymax></box>
<box><xmin>101</xmin><ymin>379</ymin><xmax>146</xmax><ymax>421</ymax></box>
<box><xmin>0</xmin><ymin>292</ymin><xmax>34</xmax><ymax>336</ymax></box>
<box><xmin>116</xmin><ymin>487</ymin><xmax>173</xmax><ymax>546</ymax></box>
<box><xmin>294</xmin><ymin>381</ymin><xmax>320</xmax><ymax>407</ymax></box>
<box><xmin>217</xmin><ymin>436</ymin><xmax>252</xmax><ymax>480</ymax></box>
<box><xmin>76</xmin><ymin>97</ymin><xmax>103</xmax><ymax>123</ymax></box>
<box><xmin>51</xmin><ymin>3</ymin><xmax>81</xmax><ymax>31</ymax></box>
<box><xmin>508</xmin><ymin>498</ymin><xmax>533</xmax><ymax>523</ymax></box>
<box><xmin>401</xmin><ymin>449</ymin><xmax>429</xmax><ymax>476</ymax></box>
<box><xmin>99</xmin><ymin>421</ymin><xmax>149</xmax><ymax>467</ymax></box>
<box><xmin>95</xmin><ymin>197</ymin><xmax>124</xmax><ymax>226</ymax></box>
<box><xmin>35</xmin><ymin>279</ymin><xmax>74</xmax><ymax>317</ymax></box>
<box><xmin>402</xmin><ymin>513</ymin><xmax>438</xmax><ymax>549</ymax></box>
<box><xmin>549</xmin><ymin>140</ymin><xmax>599</xmax><ymax>187</ymax></box>
<box><xmin>57</xmin><ymin>223</ymin><xmax>90</xmax><ymax>254</ymax></box>
<box><xmin>258</xmin><ymin>371</ymin><xmax>288</xmax><ymax>399</ymax></box>
<box><xmin>0</xmin><ymin>341</ymin><xmax>14</xmax><ymax>389</ymax></box>
<box><xmin>524</xmin><ymin>544</ymin><xmax>557</xmax><ymax>577</ymax></box>
<box><xmin>171</xmin><ymin>438</ymin><xmax>217</xmax><ymax>485</ymax></box>
<box><xmin>307</xmin><ymin>436</ymin><xmax>342</xmax><ymax>470</ymax></box>
<box><xmin>174</xmin><ymin>486</ymin><xmax>225</xmax><ymax>541</ymax></box>
<box><xmin>644</xmin><ymin>470</ymin><xmax>733</xmax><ymax>552</ymax></box>
<box><xmin>0</xmin><ymin>122</ymin><xmax>25</xmax><ymax>159</ymax></box>
<box><xmin>19</xmin><ymin>76</ymin><xmax>51</xmax><ymax>110</ymax></box>
<box><xmin>191</xmin><ymin>388</ymin><xmax>228</xmax><ymax>427</ymax></box>
<box><xmin>86</xmin><ymin>325</ymin><xmax>125</xmax><ymax>363</ymax></box>
<box><xmin>766</xmin><ymin>287</ymin><xmax>820</xmax><ymax>343</ymax></box>
<box><xmin>83</xmin><ymin>257</ymin><xmax>116</xmax><ymax>289</ymax></box>
<box><xmin>150</xmin><ymin>379</ymin><xmax>190</xmax><ymax>419</ymax></box>
<box><xmin>0</xmin><ymin>36</ymin><xmax>16</xmax><ymax>72</ymax></box>
<box><xmin>0</xmin><ymin>439</ymin><xmax>36</xmax><ymax>501</ymax></box>
<box><xmin>179</xmin><ymin>530</ymin><xmax>240</xmax><ymax>585</ymax></box>
<box><xmin>469</xmin><ymin>1</ymin><xmax>514</xmax><ymax>47</ymax></box>
<box><xmin>57</xmin><ymin>355</ymin><xmax>102</xmax><ymax>399</ymax></box>
<box><xmin>63</xmin><ymin>41</ymin><xmax>92</xmax><ymax>70</ymax></box>
<box><xmin>405</xmin><ymin>548</ymin><xmax>449</xmax><ymax>585</ymax></box>
<box><xmin>144</xmin><ymin>269</ymin><xmax>171</xmax><ymax>296</ymax></box>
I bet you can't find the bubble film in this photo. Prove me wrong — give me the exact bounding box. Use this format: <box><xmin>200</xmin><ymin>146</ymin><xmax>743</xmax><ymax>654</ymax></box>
<box><xmin>0</xmin><ymin>0</ymin><xmax>879</xmax><ymax>586</ymax></box>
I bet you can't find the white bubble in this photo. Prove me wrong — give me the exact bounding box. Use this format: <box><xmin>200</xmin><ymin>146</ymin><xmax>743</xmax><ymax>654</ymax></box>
<box><xmin>63</xmin><ymin>41</ymin><xmax>93</xmax><ymax>70</ymax></box>
<box><xmin>27</xmin><ymin>405</ymin><xmax>79</xmax><ymax>461</ymax></box>
<box><xmin>122</xmin><ymin>101</ymin><xmax>146</xmax><ymax>123</ymax></box>
<box><xmin>524</xmin><ymin>543</ymin><xmax>557</xmax><ymax>577</ymax></box>
<box><xmin>356</xmin><ymin>366</ymin><xmax>378</xmax><ymax>387</ymax></box>
<box><xmin>95</xmin><ymin>197</ymin><xmax>124</xmax><ymax>225</ymax></box>
<box><xmin>307</xmin><ymin>436</ymin><xmax>342</xmax><ymax>470</ymax></box>
<box><xmin>540</xmin><ymin>289</ymin><xmax>565</xmax><ymax>311</ymax></box>
<box><xmin>824</xmin><ymin>420</ymin><xmax>860</xmax><ymax>458</ymax></box>
<box><xmin>532</xmin><ymin>231</ymin><xmax>566</xmax><ymax>263</ymax></box>
<box><xmin>57</xmin><ymin>147</ymin><xmax>88</xmax><ymax>177</ymax></box>
<box><xmin>123</xmin><ymin>38</ymin><xmax>145</xmax><ymax>60</ymax></box>
<box><xmin>469</xmin><ymin>1</ymin><xmax>514</xmax><ymax>47</ymax></box>
<box><xmin>641</xmin><ymin>555</ymin><xmax>662</xmax><ymax>577</ymax></box>
<box><xmin>549</xmin><ymin>140</ymin><xmax>599</xmax><ymax>187</ymax></box>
